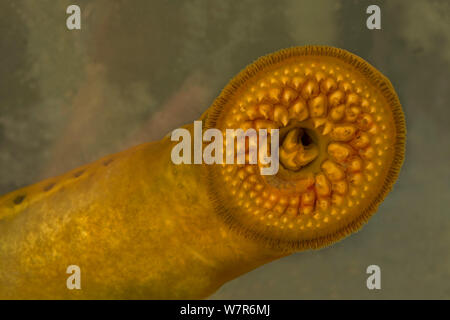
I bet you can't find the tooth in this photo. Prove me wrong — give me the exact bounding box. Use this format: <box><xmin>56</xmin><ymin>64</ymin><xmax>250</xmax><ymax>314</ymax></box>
<box><xmin>301</xmin><ymin>206</ymin><xmax>313</xmax><ymax>215</ymax></box>
<box><xmin>289</xmin><ymin>98</ymin><xmax>309</xmax><ymax>121</ymax></box>
<box><xmin>281</xmin><ymin>87</ymin><xmax>298</xmax><ymax>105</ymax></box>
<box><xmin>237</xmin><ymin>168</ymin><xmax>246</xmax><ymax>180</ymax></box>
<box><xmin>290</xmin><ymin>76</ymin><xmax>306</xmax><ymax>90</ymax></box>
<box><xmin>312</xmin><ymin>118</ymin><xmax>327</xmax><ymax>129</ymax></box>
<box><xmin>347</xmin><ymin>156</ymin><xmax>363</xmax><ymax>172</ymax></box>
<box><xmin>314</xmin><ymin>71</ymin><xmax>326</xmax><ymax>82</ymax></box>
<box><xmin>315</xmin><ymin>173</ymin><xmax>331</xmax><ymax>197</ymax></box>
<box><xmin>322</xmin><ymin>120</ymin><xmax>334</xmax><ymax>135</ymax></box>
<box><xmin>368</xmin><ymin>124</ymin><xmax>378</xmax><ymax>135</ymax></box>
<box><xmin>332</xmin><ymin>180</ymin><xmax>348</xmax><ymax>195</ymax></box>
<box><xmin>339</xmin><ymin>81</ymin><xmax>353</xmax><ymax>93</ymax></box>
<box><xmin>269</xmin><ymin>193</ymin><xmax>278</xmax><ymax>202</ymax></box>
<box><xmin>258</xmin><ymin>104</ymin><xmax>273</xmax><ymax>120</ymax></box>
<box><xmin>366</xmin><ymin>161</ymin><xmax>375</xmax><ymax>171</ymax></box>
<box><xmin>244</xmin><ymin>94</ymin><xmax>255</xmax><ymax>104</ymax></box>
<box><xmin>246</xmin><ymin>104</ymin><xmax>260</xmax><ymax>120</ymax></box>
<box><xmin>263</xmin><ymin>201</ymin><xmax>274</xmax><ymax>210</ymax></box>
<box><xmin>301</xmin><ymin>190</ymin><xmax>316</xmax><ymax>206</ymax></box>
<box><xmin>282</xmin><ymin>129</ymin><xmax>301</xmax><ymax>152</ymax></box>
<box><xmin>289</xmin><ymin>196</ymin><xmax>300</xmax><ymax>207</ymax></box>
<box><xmin>268</xmin><ymin>87</ymin><xmax>282</xmax><ymax>101</ymax></box>
<box><xmin>346</xmin><ymin>93</ymin><xmax>360</xmax><ymax>106</ymax></box>
<box><xmin>274</xmin><ymin>105</ymin><xmax>289</xmax><ymax>126</ymax></box>
<box><xmin>301</xmin><ymin>79</ymin><xmax>319</xmax><ymax>100</ymax></box>
<box><xmin>248</xmin><ymin>174</ymin><xmax>258</xmax><ymax>184</ymax></box>
<box><xmin>350</xmin><ymin>132</ymin><xmax>370</xmax><ymax>149</ymax></box>
<box><xmin>361</xmin><ymin>98</ymin><xmax>370</xmax><ymax>109</ymax></box>
<box><xmin>259</xmin><ymin>80</ymin><xmax>268</xmax><ymax>88</ymax></box>
<box><xmin>255</xmin><ymin>89</ymin><xmax>266</xmax><ymax>102</ymax></box>
<box><xmin>356</xmin><ymin>113</ymin><xmax>374</xmax><ymax>131</ymax></box>
<box><xmin>345</xmin><ymin>106</ymin><xmax>361</xmax><ymax>122</ymax></box>
<box><xmin>269</xmin><ymin>77</ymin><xmax>280</xmax><ymax>85</ymax></box>
<box><xmin>279</xmin><ymin>196</ymin><xmax>288</xmax><ymax>206</ymax></box>
<box><xmin>280</xmin><ymin>76</ymin><xmax>290</xmax><ymax>85</ymax></box>
<box><xmin>359</xmin><ymin>146</ymin><xmax>375</xmax><ymax>160</ymax></box>
<box><xmin>317</xmin><ymin>198</ymin><xmax>330</xmax><ymax>211</ymax></box>
<box><xmin>304</xmin><ymin>67</ymin><xmax>313</xmax><ymax>77</ymax></box>
<box><xmin>231</xmin><ymin>179</ymin><xmax>239</xmax><ymax>188</ymax></box>
<box><xmin>348</xmin><ymin>172</ymin><xmax>363</xmax><ymax>185</ymax></box>
<box><xmin>328</xmin><ymin>90</ymin><xmax>345</xmax><ymax>107</ymax></box>
<box><xmin>294</xmin><ymin>145</ymin><xmax>318</xmax><ymax>166</ymax></box>
<box><xmin>331</xmin><ymin>194</ymin><xmax>344</xmax><ymax>206</ymax></box>
<box><xmin>280</xmin><ymin>148</ymin><xmax>298</xmax><ymax>171</ymax></box>
<box><xmin>327</xmin><ymin>142</ymin><xmax>353</xmax><ymax>162</ymax></box>
<box><xmin>242</xmin><ymin>181</ymin><xmax>252</xmax><ymax>191</ymax></box>
<box><xmin>329</xmin><ymin>104</ymin><xmax>346</xmax><ymax>122</ymax></box>
<box><xmin>321</xmin><ymin>160</ymin><xmax>345</xmax><ymax>181</ymax></box>
<box><xmin>309</xmin><ymin>94</ymin><xmax>328</xmax><ymax>118</ymax></box>
<box><xmin>330</xmin><ymin>125</ymin><xmax>356</xmax><ymax>141</ymax></box>
<box><xmin>320</xmin><ymin>77</ymin><xmax>337</xmax><ymax>93</ymax></box>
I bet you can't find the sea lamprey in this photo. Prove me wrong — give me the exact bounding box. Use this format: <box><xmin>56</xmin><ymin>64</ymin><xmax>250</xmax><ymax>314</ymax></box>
<box><xmin>0</xmin><ymin>46</ymin><xmax>405</xmax><ymax>299</ymax></box>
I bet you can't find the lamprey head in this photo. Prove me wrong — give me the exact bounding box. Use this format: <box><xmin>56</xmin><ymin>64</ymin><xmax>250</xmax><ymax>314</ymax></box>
<box><xmin>205</xmin><ymin>46</ymin><xmax>405</xmax><ymax>250</ymax></box>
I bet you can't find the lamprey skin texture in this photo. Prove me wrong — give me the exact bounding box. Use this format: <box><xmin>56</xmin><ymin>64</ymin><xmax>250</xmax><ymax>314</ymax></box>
<box><xmin>0</xmin><ymin>46</ymin><xmax>405</xmax><ymax>299</ymax></box>
<box><xmin>0</xmin><ymin>135</ymin><xmax>287</xmax><ymax>299</ymax></box>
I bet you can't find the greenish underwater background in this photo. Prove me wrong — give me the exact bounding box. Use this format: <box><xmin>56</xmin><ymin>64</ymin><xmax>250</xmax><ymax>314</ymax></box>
<box><xmin>0</xmin><ymin>0</ymin><xmax>448</xmax><ymax>299</ymax></box>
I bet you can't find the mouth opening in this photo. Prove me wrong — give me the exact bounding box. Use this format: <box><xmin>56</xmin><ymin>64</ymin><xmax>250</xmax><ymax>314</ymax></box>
<box><xmin>278</xmin><ymin>123</ymin><xmax>319</xmax><ymax>173</ymax></box>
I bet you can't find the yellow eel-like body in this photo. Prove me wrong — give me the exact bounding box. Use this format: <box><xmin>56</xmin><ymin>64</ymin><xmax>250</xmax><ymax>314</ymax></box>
<box><xmin>0</xmin><ymin>46</ymin><xmax>405</xmax><ymax>299</ymax></box>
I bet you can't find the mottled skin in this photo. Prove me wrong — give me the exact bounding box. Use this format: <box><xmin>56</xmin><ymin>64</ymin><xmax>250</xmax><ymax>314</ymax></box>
<box><xmin>0</xmin><ymin>124</ymin><xmax>288</xmax><ymax>299</ymax></box>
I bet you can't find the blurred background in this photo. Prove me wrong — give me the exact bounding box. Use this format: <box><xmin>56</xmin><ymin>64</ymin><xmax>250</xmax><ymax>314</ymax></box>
<box><xmin>0</xmin><ymin>0</ymin><xmax>448</xmax><ymax>299</ymax></box>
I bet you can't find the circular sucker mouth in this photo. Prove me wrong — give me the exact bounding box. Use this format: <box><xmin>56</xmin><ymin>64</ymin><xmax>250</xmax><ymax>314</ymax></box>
<box><xmin>205</xmin><ymin>46</ymin><xmax>406</xmax><ymax>250</ymax></box>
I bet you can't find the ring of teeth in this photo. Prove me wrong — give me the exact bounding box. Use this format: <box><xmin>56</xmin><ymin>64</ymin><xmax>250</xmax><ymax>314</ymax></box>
<box><xmin>211</xmin><ymin>53</ymin><xmax>399</xmax><ymax>241</ymax></box>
